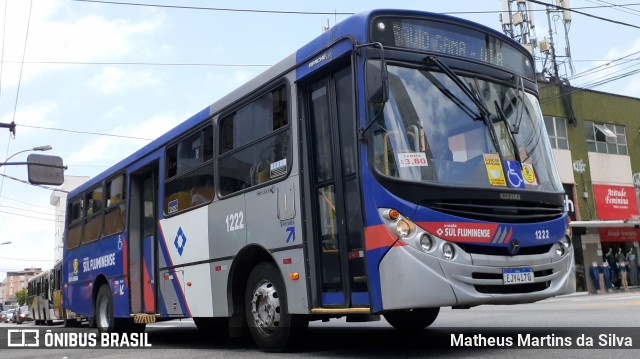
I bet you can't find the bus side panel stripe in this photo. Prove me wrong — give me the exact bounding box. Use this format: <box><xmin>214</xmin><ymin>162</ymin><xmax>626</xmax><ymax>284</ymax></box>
<box><xmin>142</xmin><ymin>259</ymin><xmax>154</xmax><ymax>312</ymax></box>
<box><xmin>157</xmin><ymin>222</ymin><xmax>192</xmax><ymax>317</ymax></box>
<box><xmin>365</xmin><ymin>224</ymin><xmax>405</xmax><ymax>251</ymax></box>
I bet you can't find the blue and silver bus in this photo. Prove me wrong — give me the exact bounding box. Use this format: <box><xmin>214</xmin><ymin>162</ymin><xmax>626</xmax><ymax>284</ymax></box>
<box><xmin>62</xmin><ymin>9</ymin><xmax>574</xmax><ymax>351</ymax></box>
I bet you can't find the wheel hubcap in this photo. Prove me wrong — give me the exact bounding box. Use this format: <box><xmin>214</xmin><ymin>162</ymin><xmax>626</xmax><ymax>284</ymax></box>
<box><xmin>250</xmin><ymin>279</ymin><xmax>281</xmax><ymax>336</ymax></box>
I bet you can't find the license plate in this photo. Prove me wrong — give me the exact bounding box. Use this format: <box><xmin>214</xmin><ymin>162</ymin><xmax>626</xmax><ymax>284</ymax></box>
<box><xmin>503</xmin><ymin>268</ymin><xmax>534</xmax><ymax>285</ymax></box>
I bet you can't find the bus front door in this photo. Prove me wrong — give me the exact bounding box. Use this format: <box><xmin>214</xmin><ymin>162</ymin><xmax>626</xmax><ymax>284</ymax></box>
<box><xmin>305</xmin><ymin>65</ymin><xmax>369</xmax><ymax>308</ymax></box>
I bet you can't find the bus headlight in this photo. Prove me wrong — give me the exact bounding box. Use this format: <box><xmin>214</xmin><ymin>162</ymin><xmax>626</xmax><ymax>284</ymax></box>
<box><xmin>419</xmin><ymin>234</ymin><xmax>433</xmax><ymax>252</ymax></box>
<box><xmin>554</xmin><ymin>242</ymin><xmax>565</xmax><ymax>257</ymax></box>
<box><xmin>560</xmin><ymin>236</ymin><xmax>571</xmax><ymax>249</ymax></box>
<box><xmin>396</xmin><ymin>219</ymin><xmax>411</xmax><ymax>238</ymax></box>
<box><xmin>443</xmin><ymin>243</ymin><xmax>455</xmax><ymax>260</ymax></box>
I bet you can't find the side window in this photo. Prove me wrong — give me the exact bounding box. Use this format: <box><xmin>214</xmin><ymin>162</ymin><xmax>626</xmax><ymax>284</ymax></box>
<box><xmin>66</xmin><ymin>197</ymin><xmax>83</xmax><ymax>249</ymax></box>
<box><xmin>218</xmin><ymin>85</ymin><xmax>290</xmax><ymax>195</ymax></box>
<box><xmin>585</xmin><ymin>121</ymin><xmax>627</xmax><ymax>155</ymax></box>
<box><xmin>83</xmin><ymin>186</ymin><xmax>104</xmax><ymax>243</ymax></box>
<box><xmin>164</xmin><ymin>125</ymin><xmax>214</xmax><ymax>215</ymax></box>
<box><xmin>544</xmin><ymin>116</ymin><xmax>569</xmax><ymax>150</ymax></box>
<box><xmin>104</xmin><ymin>174</ymin><xmax>126</xmax><ymax>236</ymax></box>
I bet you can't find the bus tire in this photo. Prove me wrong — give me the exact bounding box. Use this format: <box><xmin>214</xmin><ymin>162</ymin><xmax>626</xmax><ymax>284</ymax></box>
<box><xmin>95</xmin><ymin>284</ymin><xmax>114</xmax><ymax>333</ymax></box>
<box><xmin>383</xmin><ymin>307</ymin><xmax>440</xmax><ymax>331</ymax></box>
<box><xmin>244</xmin><ymin>262</ymin><xmax>307</xmax><ymax>352</ymax></box>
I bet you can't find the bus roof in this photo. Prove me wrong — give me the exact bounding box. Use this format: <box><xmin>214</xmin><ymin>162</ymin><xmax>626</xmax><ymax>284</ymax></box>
<box><xmin>68</xmin><ymin>9</ymin><xmax>526</xmax><ymax>198</ymax></box>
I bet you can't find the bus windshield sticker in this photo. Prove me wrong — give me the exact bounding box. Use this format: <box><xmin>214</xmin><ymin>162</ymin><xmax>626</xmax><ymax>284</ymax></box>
<box><xmin>504</xmin><ymin>160</ymin><xmax>525</xmax><ymax>189</ymax></box>
<box><xmin>521</xmin><ymin>163</ymin><xmax>538</xmax><ymax>185</ymax></box>
<box><xmin>168</xmin><ymin>199</ymin><xmax>178</xmax><ymax>214</ymax></box>
<box><xmin>482</xmin><ymin>154</ymin><xmax>506</xmax><ymax>187</ymax></box>
<box><xmin>270</xmin><ymin>159</ymin><xmax>287</xmax><ymax>178</ymax></box>
<box><xmin>397</xmin><ymin>152</ymin><xmax>428</xmax><ymax>167</ymax></box>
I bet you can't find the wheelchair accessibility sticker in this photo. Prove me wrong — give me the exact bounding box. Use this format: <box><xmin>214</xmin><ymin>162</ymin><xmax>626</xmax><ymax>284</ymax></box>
<box><xmin>505</xmin><ymin>160</ymin><xmax>525</xmax><ymax>189</ymax></box>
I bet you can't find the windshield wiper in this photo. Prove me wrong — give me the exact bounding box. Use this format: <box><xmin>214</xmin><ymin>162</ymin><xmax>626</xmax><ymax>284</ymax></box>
<box><xmin>425</xmin><ymin>55</ymin><xmax>503</xmax><ymax>160</ymax></box>
<box><xmin>512</xmin><ymin>75</ymin><xmax>525</xmax><ymax>134</ymax></box>
<box><xmin>494</xmin><ymin>100</ymin><xmax>523</xmax><ymax>164</ymax></box>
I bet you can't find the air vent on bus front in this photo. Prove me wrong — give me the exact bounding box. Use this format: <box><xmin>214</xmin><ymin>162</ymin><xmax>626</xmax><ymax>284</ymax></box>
<box><xmin>427</xmin><ymin>200</ymin><xmax>564</xmax><ymax>224</ymax></box>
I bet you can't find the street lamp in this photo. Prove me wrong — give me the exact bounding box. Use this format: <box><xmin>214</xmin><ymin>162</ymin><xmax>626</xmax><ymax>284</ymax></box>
<box><xmin>0</xmin><ymin>145</ymin><xmax>52</xmax><ymax>168</ymax></box>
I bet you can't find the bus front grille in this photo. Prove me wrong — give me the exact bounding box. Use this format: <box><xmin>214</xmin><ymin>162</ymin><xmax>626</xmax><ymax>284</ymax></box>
<box><xmin>457</xmin><ymin>243</ymin><xmax>553</xmax><ymax>256</ymax></box>
<box><xmin>428</xmin><ymin>200</ymin><xmax>564</xmax><ymax>224</ymax></box>
<box><xmin>474</xmin><ymin>281</ymin><xmax>551</xmax><ymax>294</ymax></box>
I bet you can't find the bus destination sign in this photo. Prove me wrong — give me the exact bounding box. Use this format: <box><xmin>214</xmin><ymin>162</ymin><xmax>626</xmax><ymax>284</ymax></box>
<box><xmin>370</xmin><ymin>16</ymin><xmax>534</xmax><ymax>78</ymax></box>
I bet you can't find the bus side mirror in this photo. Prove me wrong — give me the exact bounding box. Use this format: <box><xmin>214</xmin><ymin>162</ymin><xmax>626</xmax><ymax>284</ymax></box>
<box><xmin>366</xmin><ymin>60</ymin><xmax>388</xmax><ymax>104</ymax></box>
<box><xmin>27</xmin><ymin>154</ymin><xmax>65</xmax><ymax>185</ymax></box>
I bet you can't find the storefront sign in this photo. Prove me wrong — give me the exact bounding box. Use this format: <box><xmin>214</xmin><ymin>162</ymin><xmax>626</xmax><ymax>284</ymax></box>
<box><xmin>593</xmin><ymin>184</ymin><xmax>639</xmax><ymax>220</ymax></box>
<box><xmin>599</xmin><ymin>227</ymin><xmax>640</xmax><ymax>242</ymax></box>
<box><xmin>563</xmin><ymin>184</ymin><xmax>576</xmax><ymax>221</ymax></box>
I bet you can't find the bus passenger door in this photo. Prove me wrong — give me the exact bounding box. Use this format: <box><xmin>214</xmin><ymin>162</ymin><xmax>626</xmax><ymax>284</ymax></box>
<box><xmin>129</xmin><ymin>167</ymin><xmax>159</xmax><ymax>315</ymax></box>
<box><xmin>304</xmin><ymin>65</ymin><xmax>369</xmax><ymax>308</ymax></box>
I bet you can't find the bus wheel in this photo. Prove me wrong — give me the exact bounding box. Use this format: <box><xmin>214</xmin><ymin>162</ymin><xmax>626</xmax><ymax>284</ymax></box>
<box><xmin>95</xmin><ymin>284</ymin><xmax>114</xmax><ymax>333</ymax></box>
<box><xmin>383</xmin><ymin>307</ymin><xmax>440</xmax><ymax>331</ymax></box>
<box><xmin>245</xmin><ymin>262</ymin><xmax>306</xmax><ymax>352</ymax></box>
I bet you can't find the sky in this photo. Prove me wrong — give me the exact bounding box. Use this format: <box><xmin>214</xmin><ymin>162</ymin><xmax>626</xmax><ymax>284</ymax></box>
<box><xmin>1</xmin><ymin>0</ymin><xmax>639</xmax><ymax>280</ymax></box>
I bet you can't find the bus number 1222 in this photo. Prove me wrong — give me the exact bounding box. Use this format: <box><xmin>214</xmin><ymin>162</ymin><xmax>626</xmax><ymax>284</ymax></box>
<box><xmin>226</xmin><ymin>212</ymin><xmax>245</xmax><ymax>232</ymax></box>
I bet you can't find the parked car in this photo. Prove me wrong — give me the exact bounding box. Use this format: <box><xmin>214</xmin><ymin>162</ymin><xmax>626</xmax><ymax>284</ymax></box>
<box><xmin>0</xmin><ymin>311</ymin><xmax>6</xmax><ymax>322</ymax></box>
<box><xmin>5</xmin><ymin>308</ymin><xmax>15</xmax><ymax>323</ymax></box>
<box><xmin>15</xmin><ymin>305</ymin><xmax>32</xmax><ymax>324</ymax></box>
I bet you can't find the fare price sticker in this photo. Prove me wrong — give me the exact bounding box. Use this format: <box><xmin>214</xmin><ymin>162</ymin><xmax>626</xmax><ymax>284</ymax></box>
<box><xmin>397</xmin><ymin>152</ymin><xmax>429</xmax><ymax>167</ymax></box>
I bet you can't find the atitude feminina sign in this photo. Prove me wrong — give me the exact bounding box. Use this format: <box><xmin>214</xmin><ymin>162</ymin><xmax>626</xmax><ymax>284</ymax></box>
<box><xmin>593</xmin><ymin>184</ymin><xmax>639</xmax><ymax>220</ymax></box>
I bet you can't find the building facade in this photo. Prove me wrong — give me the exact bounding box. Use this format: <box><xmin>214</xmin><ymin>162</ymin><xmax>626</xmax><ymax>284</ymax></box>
<box><xmin>1</xmin><ymin>267</ymin><xmax>42</xmax><ymax>305</ymax></box>
<box><xmin>539</xmin><ymin>81</ymin><xmax>640</xmax><ymax>293</ymax></box>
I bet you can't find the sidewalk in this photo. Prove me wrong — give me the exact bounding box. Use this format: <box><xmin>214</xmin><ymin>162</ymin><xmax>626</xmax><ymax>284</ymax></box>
<box><xmin>559</xmin><ymin>285</ymin><xmax>640</xmax><ymax>298</ymax></box>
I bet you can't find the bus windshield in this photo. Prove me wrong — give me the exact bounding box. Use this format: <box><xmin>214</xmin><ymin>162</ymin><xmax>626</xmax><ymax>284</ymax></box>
<box><xmin>370</xmin><ymin>63</ymin><xmax>562</xmax><ymax>192</ymax></box>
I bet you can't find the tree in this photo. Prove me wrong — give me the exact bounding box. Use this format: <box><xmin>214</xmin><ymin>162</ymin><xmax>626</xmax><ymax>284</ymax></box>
<box><xmin>16</xmin><ymin>288</ymin><xmax>28</xmax><ymax>306</ymax></box>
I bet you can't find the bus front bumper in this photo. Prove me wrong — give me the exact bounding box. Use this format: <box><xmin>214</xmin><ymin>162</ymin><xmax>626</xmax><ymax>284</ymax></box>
<box><xmin>378</xmin><ymin>242</ymin><xmax>575</xmax><ymax>310</ymax></box>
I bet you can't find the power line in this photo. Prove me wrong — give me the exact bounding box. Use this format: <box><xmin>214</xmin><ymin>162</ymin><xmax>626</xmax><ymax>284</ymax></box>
<box><xmin>19</xmin><ymin>124</ymin><xmax>152</xmax><ymax>140</ymax></box>
<box><xmin>587</xmin><ymin>0</ymin><xmax>640</xmax><ymax>16</ymax></box>
<box><xmin>3</xmin><ymin>60</ymin><xmax>271</xmax><ymax>67</ymax></box>
<box><xmin>0</xmin><ymin>0</ymin><xmax>8</xmax><ymax>102</ymax></box>
<box><xmin>11</xmin><ymin>0</ymin><xmax>33</xmax><ymax>126</ymax></box>
<box><xmin>70</xmin><ymin>0</ymin><xmax>355</xmax><ymax>15</ymax></box>
<box><xmin>1</xmin><ymin>195</ymin><xmax>59</xmax><ymax>210</ymax></box>
<box><xmin>527</xmin><ymin>0</ymin><xmax>640</xmax><ymax>30</ymax></box>
<box><xmin>0</xmin><ymin>255</ymin><xmax>52</xmax><ymax>262</ymax></box>
<box><xmin>0</xmin><ymin>204</ymin><xmax>59</xmax><ymax>217</ymax></box>
<box><xmin>1</xmin><ymin>0</ymin><xmax>34</xmax><ymax>201</ymax></box>
<box><xmin>568</xmin><ymin>51</ymin><xmax>640</xmax><ymax>81</ymax></box>
<box><xmin>69</xmin><ymin>0</ymin><xmax>640</xmax><ymax>16</ymax></box>
<box><xmin>0</xmin><ymin>209</ymin><xmax>54</xmax><ymax>221</ymax></box>
<box><xmin>0</xmin><ymin>173</ymin><xmax>67</xmax><ymax>193</ymax></box>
